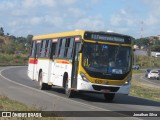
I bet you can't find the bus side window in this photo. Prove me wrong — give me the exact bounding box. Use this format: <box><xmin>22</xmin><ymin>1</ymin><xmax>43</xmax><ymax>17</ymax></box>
<box><xmin>39</xmin><ymin>40</ymin><xmax>43</xmax><ymax>57</ymax></box>
<box><xmin>40</xmin><ymin>40</ymin><xmax>49</xmax><ymax>58</ymax></box>
<box><xmin>50</xmin><ymin>42</ymin><xmax>57</xmax><ymax>59</ymax></box>
<box><xmin>30</xmin><ymin>41</ymin><xmax>36</xmax><ymax>58</ymax></box>
<box><xmin>67</xmin><ymin>38</ymin><xmax>74</xmax><ymax>58</ymax></box>
<box><xmin>59</xmin><ymin>38</ymin><xmax>66</xmax><ymax>58</ymax></box>
<box><xmin>57</xmin><ymin>39</ymin><xmax>62</xmax><ymax>57</ymax></box>
<box><xmin>36</xmin><ymin>43</ymin><xmax>41</xmax><ymax>58</ymax></box>
<box><xmin>45</xmin><ymin>40</ymin><xmax>52</xmax><ymax>58</ymax></box>
<box><xmin>64</xmin><ymin>38</ymin><xmax>70</xmax><ymax>58</ymax></box>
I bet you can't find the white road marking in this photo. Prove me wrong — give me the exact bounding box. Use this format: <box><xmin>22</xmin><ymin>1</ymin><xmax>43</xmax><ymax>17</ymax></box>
<box><xmin>0</xmin><ymin>66</ymin><xmax>142</xmax><ymax>119</ymax></box>
<box><xmin>0</xmin><ymin>66</ymin><xmax>107</xmax><ymax>111</ymax></box>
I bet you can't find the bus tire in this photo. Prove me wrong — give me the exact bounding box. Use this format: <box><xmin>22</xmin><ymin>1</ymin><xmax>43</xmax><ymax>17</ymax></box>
<box><xmin>38</xmin><ymin>71</ymin><xmax>52</xmax><ymax>90</ymax></box>
<box><xmin>104</xmin><ymin>93</ymin><xmax>115</xmax><ymax>102</ymax></box>
<box><xmin>65</xmin><ymin>79</ymin><xmax>74</xmax><ymax>98</ymax></box>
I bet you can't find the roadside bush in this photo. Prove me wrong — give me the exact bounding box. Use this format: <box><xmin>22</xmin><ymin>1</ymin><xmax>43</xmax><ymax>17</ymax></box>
<box><xmin>135</xmin><ymin>55</ymin><xmax>160</xmax><ymax>68</ymax></box>
<box><xmin>0</xmin><ymin>54</ymin><xmax>28</xmax><ymax>65</ymax></box>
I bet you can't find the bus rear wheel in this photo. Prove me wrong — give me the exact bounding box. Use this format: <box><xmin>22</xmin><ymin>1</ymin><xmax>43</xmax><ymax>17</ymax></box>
<box><xmin>65</xmin><ymin>79</ymin><xmax>74</xmax><ymax>98</ymax></box>
<box><xmin>38</xmin><ymin>72</ymin><xmax>52</xmax><ymax>90</ymax></box>
<box><xmin>104</xmin><ymin>93</ymin><xmax>115</xmax><ymax>102</ymax></box>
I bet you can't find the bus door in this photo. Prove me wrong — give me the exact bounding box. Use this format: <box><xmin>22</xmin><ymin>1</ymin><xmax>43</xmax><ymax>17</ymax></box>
<box><xmin>34</xmin><ymin>41</ymin><xmax>41</xmax><ymax>80</ymax></box>
<box><xmin>71</xmin><ymin>41</ymin><xmax>81</xmax><ymax>88</ymax></box>
<box><xmin>46</xmin><ymin>40</ymin><xmax>53</xmax><ymax>82</ymax></box>
<box><xmin>28</xmin><ymin>41</ymin><xmax>36</xmax><ymax>80</ymax></box>
<box><xmin>50</xmin><ymin>39</ymin><xmax>59</xmax><ymax>85</ymax></box>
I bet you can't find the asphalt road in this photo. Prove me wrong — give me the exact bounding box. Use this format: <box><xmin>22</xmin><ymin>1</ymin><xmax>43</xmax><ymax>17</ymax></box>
<box><xmin>140</xmin><ymin>76</ymin><xmax>160</xmax><ymax>87</ymax></box>
<box><xmin>0</xmin><ymin>66</ymin><xmax>160</xmax><ymax>120</ymax></box>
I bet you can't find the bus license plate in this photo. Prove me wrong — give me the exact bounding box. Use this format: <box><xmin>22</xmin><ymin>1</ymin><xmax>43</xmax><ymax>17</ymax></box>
<box><xmin>101</xmin><ymin>89</ymin><xmax>110</xmax><ymax>93</ymax></box>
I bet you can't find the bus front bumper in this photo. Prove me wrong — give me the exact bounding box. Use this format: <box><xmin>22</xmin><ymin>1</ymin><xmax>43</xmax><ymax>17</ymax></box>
<box><xmin>77</xmin><ymin>79</ymin><xmax>131</xmax><ymax>95</ymax></box>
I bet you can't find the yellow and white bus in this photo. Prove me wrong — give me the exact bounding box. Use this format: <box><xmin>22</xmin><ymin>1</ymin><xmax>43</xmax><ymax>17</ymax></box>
<box><xmin>28</xmin><ymin>30</ymin><xmax>133</xmax><ymax>101</ymax></box>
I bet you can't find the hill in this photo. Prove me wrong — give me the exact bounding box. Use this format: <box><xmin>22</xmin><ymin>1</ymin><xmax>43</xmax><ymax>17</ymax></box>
<box><xmin>0</xmin><ymin>35</ymin><xmax>11</xmax><ymax>45</ymax></box>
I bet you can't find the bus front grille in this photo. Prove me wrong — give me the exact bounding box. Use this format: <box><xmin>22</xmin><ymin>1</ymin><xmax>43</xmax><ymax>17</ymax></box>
<box><xmin>92</xmin><ymin>85</ymin><xmax>120</xmax><ymax>92</ymax></box>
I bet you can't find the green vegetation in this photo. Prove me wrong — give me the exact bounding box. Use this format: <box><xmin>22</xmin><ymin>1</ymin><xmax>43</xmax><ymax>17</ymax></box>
<box><xmin>0</xmin><ymin>96</ymin><xmax>37</xmax><ymax>111</ymax></box>
<box><xmin>0</xmin><ymin>27</ymin><xmax>32</xmax><ymax>65</ymax></box>
<box><xmin>134</xmin><ymin>37</ymin><xmax>160</xmax><ymax>52</ymax></box>
<box><xmin>132</xmin><ymin>69</ymin><xmax>144</xmax><ymax>74</ymax></box>
<box><xmin>133</xmin><ymin>38</ymin><xmax>160</xmax><ymax>68</ymax></box>
<box><xmin>0</xmin><ymin>27</ymin><xmax>4</xmax><ymax>36</ymax></box>
<box><xmin>135</xmin><ymin>56</ymin><xmax>160</xmax><ymax>68</ymax></box>
<box><xmin>0</xmin><ymin>96</ymin><xmax>62</xmax><ymax>120</ymax></box>
<box><xmin>0</xmin><ymin>54</ymin><xmax>28</xmax><ymax>66</ymax></box>
<box><xmin>130</xmin><ymin>71</ymin><xmax>160</xmax><ymax>102</ymax></box>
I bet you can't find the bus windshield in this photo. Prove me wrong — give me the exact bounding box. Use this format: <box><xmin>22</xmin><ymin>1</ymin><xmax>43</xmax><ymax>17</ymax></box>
<box><xmin>82</xmin><ymin>42</ymin><xmax>132</xmax><ymax>74</ymax></box>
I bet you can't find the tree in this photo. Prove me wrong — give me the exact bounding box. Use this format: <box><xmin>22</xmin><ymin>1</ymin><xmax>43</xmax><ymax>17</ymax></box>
<box><xmin>0</xmin><ymin>27</ymin><xmax>4</xmax><ymax>36</ymax></box>
<box><xmin>26</xmin><ymin>34</ymin><xmax>33</xmax><ymax>45</ymax></box>
<box><xmin>134</xmin><ymin>38</ymin><xmax>150</xmax><ymax>48</ymax></box>
<box><xmin>9</xmin><ymin>35</ymin><xmax>16</xmax><ymax>41</ymax></box>
<box><xmin>16</xmin><ymin>37</ymin><xmax>27</xmax><ymax>43</ymax></box>
<box><xmin>151</xmin><ymin>45</ymin><xmax>160</xmax><ymax>52</ymax></box>
<box><xmin>1</xmin><ymin>43</ymin><xmax>15</xmax><ymax>54</ymax></box>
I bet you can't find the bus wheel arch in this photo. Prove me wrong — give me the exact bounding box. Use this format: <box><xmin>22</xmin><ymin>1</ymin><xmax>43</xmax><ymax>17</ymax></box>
<box><xmin>63</xmin><ymin>72</ymin><xmax>75</xmax><ymax>98</ymax></box>
<box><xmin>63</xmin><ymin>72</ymin><xmax>68</xmax><ymax>88</ymax></box>
<box><xmin>38</xmin><ymin>69</ymin><xmax>51</xmax><ymax>90</ymax></box>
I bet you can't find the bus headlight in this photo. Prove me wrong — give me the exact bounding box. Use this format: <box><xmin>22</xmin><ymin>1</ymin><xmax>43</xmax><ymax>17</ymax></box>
<box><xmin>80</xmin><ymin>72</ymin><xmax>90</xmax><ymax>82</ymax></box>
<box><xmin>125</xmin><ymin>76</ymin><xmax>132</xmax><ymax>85</ymax></box>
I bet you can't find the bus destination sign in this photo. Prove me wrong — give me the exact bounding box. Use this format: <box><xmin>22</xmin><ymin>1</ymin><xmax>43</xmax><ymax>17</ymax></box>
<box><xmin>91</xmin><ymin>34</ymin><xmax>125</xmax><ymax>42</ymax></box>
<box><xmin>84</xmin><ymin>32</ymin><xmax>131</xmax><ymax>44</ymax></box>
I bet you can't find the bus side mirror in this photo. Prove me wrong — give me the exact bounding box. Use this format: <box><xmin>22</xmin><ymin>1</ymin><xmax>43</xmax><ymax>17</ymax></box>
<box><xmin>79</xmin><ymin>44</ymin><xmax>83</xmax><ymax>53</ymax></box>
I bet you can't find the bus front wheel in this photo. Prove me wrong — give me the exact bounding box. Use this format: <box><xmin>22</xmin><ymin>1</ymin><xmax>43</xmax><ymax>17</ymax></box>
<box><xmin>38</xmin><ymin>72</ymin><xmax>52</xmax><ymax>90</ymax></box>
<box><xmin>104</xmin><ymin>93</ymin><xmax>115</xmax><ymax>102</ymax></box>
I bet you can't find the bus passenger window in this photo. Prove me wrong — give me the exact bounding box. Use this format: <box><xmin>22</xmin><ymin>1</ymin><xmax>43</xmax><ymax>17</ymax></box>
<box><xmin>67</xmin><ymin>38</ymin><xmax>74</xmax><ymax>58</ymax></box>
<box><xmin>45</xmin><ymin>40</ymin><xmax>52</xmax><ymax>58</ymax></box>
<box><xmin>57</xmin><ymin>39</ymin><xmax>62</xmax><ymax>57</ymax></box>
<box><xmin>59</xmin><ymin>38</ymin><xmax>66</xmax><ymax>58</ymax></box>
<box><xmin>64</xmin><ymin>38</ymin><xmax>70</xmax><ymax>58</ymax></box>
<box><xmin>50</xmin><ymin>43</ymin><xmax>57</xmax><ymax>59</ymax></box>
<box><xmin>40</xmin><ymin>40</ymin><xmax>46</xmax><ymax>58</ymax></box>
<box><xmin>36</xmin><ymin>43</ymin><xmax>41</xmax><ymax>58</ymax></box>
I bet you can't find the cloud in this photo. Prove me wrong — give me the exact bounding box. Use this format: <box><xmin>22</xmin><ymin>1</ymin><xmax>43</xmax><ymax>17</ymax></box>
<box><xmin>22</xmin><ymin>0</ymin><xmax>77</xmax><ymax>8</ymax></box>
<box><xmin>62</xmin><ymin>0</ymin><xmax>78</xmax><ymax>5</ymax></box>
<box><xmin>143</xmin><ymin>0</ymin><xmax>160</xmax><ymax>8</ymax></box>
<box><xmin>68</xmin><ymin>8</ymin><xmax>86</xmax><ymax>18</ymax></box>
<box><xmin>1</xmin><ymin>0</ymin><xmax>160</xmax><ymax>38</ymax></box>
<box><xmin>145</xmin><ymin>15</ymin><xmax>159</xmax><ymax>26</ymax></box>
<box><xmin>69</xmin><ymin>16</ymin><xmax>106</xmax><ymax>31</ymax></box>
<box><xmin>11</xmin><ymin>9</ymin><xmax>28</xmax><ymax>17</ymax></box>
<box><xmin>44</xmin><ymin>15</ymin><xmax>64</xmax><ymax>27</ymax></box>
<box><xmin>0</xmin><ymin>1</ymin><xmax>15</xmax><ymax>10</ymax></box>
<box><xmin>120</xmin><ymin>9</ymin><xmax>127</xmax><ymax>15</ymax></box>
<box><xmin>110</xmin><ymin>15</ymin><xmax>122</xmax><ymax>26</ymax></box>
<box><xmin>8</xmin><ymin>21</ymin><xmax>19</xmax><ymax>27</ymax></box>
<box><xmin>23</xmin><ymin>0</ymin><xmax>57</xmax><ymax>8</ymax></box>
<box><xmin>30</xmin><ymin>17</ymin><xmax>43</xmax><ymax>25</ymax></box>
<box><xmin>110</xmin><ymin>9</ymin><xmax>136</xmax><ymax>27</ymax></box>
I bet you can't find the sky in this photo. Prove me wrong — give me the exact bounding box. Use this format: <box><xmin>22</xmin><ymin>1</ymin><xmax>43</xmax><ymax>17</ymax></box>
<box><xmin>0</xmin><ymin>0</ymin><xmax>160</xmax><ymax>38</ymax></box>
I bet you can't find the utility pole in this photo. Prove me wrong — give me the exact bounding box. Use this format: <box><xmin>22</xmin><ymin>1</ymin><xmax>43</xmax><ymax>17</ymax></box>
<box><xmin>140</xmin><ymin>21</ymin><xmax>143</xmax><ymax>38</ymax></box>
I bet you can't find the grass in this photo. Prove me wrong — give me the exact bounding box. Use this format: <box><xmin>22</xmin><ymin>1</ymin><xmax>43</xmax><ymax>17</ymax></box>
<box><xmin>132</xmin><ymin>69</ymin><xmax>144</xmax><ymax>74</ymax></box>
<box><xmin>135</xmin><ymin>55</ymin><xmax>160</xmax><ymax>68</ymax></box>
<box><xmin>0</xmin><ymin>54</ymin><xmax>28</xmax><ymax>66</ymax></box>
<box><xmin>130</xmin><ymin>70</ymin><xmax>160</xmax><ymax>102</ymax></box>
<box><xmin>0</xmin><ymin>95</ymin><xmax>63</xmax><ymax>120</ymax></box>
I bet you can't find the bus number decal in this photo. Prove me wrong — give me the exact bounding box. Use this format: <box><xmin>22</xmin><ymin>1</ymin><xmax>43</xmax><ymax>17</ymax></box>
<box><xmin>95</xmin><ymin>79</ymin><xmax>103</xmax><ymax>84</ymax></box>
